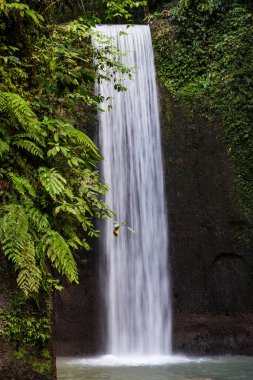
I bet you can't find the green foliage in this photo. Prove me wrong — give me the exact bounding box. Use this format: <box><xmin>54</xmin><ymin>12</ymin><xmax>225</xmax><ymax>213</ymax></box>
<box><xmin>0</xmin><ymin>1</ymin><xmax>44</xmax><ymax>26</ymax></box>
<box><xmin>0</xmin><ymin>205</ymin><xmax>41</xmax><ymax>296</ymax></box>
<box><xmin>0</xmin><ymin>2</ymin><xmax>131</xmax><ymax>300</ymax></box>
<box><xmin>102</xmin><ymin>0</ymin><xmax>147</xmax><ymax>21</ymax></box>
<box><xmin>0</xmin><ymin>1</ymin><xmax>138</xmax><ymax>372</ymax></box>
<box><xmin>0</xmin><ymin>308</ymin><xmax>50</xmax><ymax>346</ymax></box>
<box><xmin>41</xmin><ymin>230</ymin><xmax>78</xmax><ymax>283</ymax></box>
<box><xmin>31</xmin><ymin>357</ymin><xmax>52</xmax><ymax>376</ymax></box>
<box><xmin>153</xmin><ymin>0</ymin><xmax>253</xmax><ymax>242</ymax></box>
<box><xmin>39</xmin><ymin>168</ymin><xmax>67</xmax><ymax>199</ymax></box>
<box><xmin>0</xmin><ymin>294</ymin><xmax>52</xmax><ymax>376</ymax></box>
<box><xmin>0</xmin><ymin>92</ymin><xmax>42</xmax><ymax>136</ymax></box>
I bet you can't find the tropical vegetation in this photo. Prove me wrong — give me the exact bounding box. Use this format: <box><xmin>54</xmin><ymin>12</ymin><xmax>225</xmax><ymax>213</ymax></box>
<box><xmin>0</xmin><ymin>0</ymin><xmax>141</xmax><ymax>376</ymax></box>
<box><xmin>0</xmin><ymin>0</ymin><xmax>253</xmax><ymax>377</ymax></box>
<box><xmin>152</xmin><ymin>0</ymin><xmax>253</xmax><ymax>242</ymax></box>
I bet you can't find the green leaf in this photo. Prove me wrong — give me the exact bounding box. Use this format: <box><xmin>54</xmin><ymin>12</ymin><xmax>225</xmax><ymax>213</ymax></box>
<box><xmin>38</xmin><ymin>167</ymin><xmax>67</xmax><ymax>199</ymax></box>
<box><xmin>41</xmin><ymin>230</ymin><xmax>78</xmax><ymax>283</ymax></box>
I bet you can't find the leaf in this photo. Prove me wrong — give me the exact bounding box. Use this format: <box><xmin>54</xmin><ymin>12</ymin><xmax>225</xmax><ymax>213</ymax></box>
<box><xmin>41</xmin><ymin>230</ymin><xmax>78</xmax><ymax>283</ymax></box>
<box><xmin>38</xmin><ymin>167</ymin><xmax>67</xmax><ymax>199</ymax></box>
<box><xmin>25</xmin><ymin>9</ymin><xmax>43</xmax><ymax>26</ymax></box>
<box><xmin>13</xmin><ymin>139</ymin><xmax>44</xmax><ymax>158</ymax></box>
<box><xmin>63</xmin><ymin>123</ymin><xmax>103</xmax><ymax>160</ymax></box>
<box><xmin>0</xmin><ymin>139</ymin><xmax>9</xmax><ymax>157</ymax></box>
<box><xmin>8</xmin><ymin>173</ymin><xmax>36</xmax><ymax>197</ymax></box>
<box><xmin>17</xmin><ymin>237</ymin><xmax>41</xmax><ymax>296</ymax></box>
<box><xmin>113</xmin><ymin>226</ymin><xmax>120</xmax><ymax>237</ymax></box>
<box><xmin>0</xmin><ymin>205</ymin><xmax>41</xmax><ymax>296</ymax></box>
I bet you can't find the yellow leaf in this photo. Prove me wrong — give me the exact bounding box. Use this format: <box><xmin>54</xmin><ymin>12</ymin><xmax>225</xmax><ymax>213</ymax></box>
<box><xmin>113</xmin><ymin>226</ymin><xmax>120</xmax><ymax>237</ymax></box>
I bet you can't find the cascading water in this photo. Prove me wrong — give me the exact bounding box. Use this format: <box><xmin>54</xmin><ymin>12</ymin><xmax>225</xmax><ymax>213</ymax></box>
<box><xmin>95</xmin><ymin>25</ymin><xmax>172</xmax><ymax>356</ymax></box>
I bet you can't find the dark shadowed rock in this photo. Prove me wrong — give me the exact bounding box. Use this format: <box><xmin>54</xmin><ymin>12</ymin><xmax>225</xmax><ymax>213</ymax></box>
<box><xmin>53</xmin><ymin>244</ymin><xmax>104</xmax><ymax>356</ymax></box>
<box><xmin>159</xmin><ymin>83</ymin><xmax>253</xmax><ymax>354</ymax></box>
<box><xmin>53</xmin><ymin>78</ymin><xmax>253</xmax><ymax>357</ymax></box>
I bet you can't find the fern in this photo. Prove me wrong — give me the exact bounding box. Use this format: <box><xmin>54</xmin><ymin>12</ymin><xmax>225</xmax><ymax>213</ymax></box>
<box><xmin>13</xmin><ymin>139</ymin><xmax>44</xmax><ymax>158</ymax></box>
<box><xmin>38</xmin><ymin>167</ymin><xmax>67</xmax><ymax>199</ymax></box>
<box><xmin>7</xmin><ymin>173</ymin><xmax>36</xmax><ymax>197</ymax></box>
<box><xmin>64</xmin><ymin>124</ymin><xmax>103</xmax><ymax>160</ymax></box>
<box><xmin>0</xmin><ymin>92</ymin><xmax>43</xmax><ymax>139</ymax></box>
<box><xmin>41</xmin><ymin>230</ymin><xmax>78</xmax><ymax>283</ymax></box>
<box><xmin>54</xmin><ymin>201</ymin><xmax>86</xmax><ymax>222</ymax></box>
<box><xmin>61</xmin><ymin>225</ymin><xmax>84</xmax><ymax>249</ymax></box>
<box><xmin>0</xmin><ymin>94</ymin><xmax>45</xmax><ymax>159</ymax></box>
<box><xmin>0</xmin><ymin>12</ymin><xmax>119</xmax><ymax>300</ymax></box>
<box><xmin>0</xmin><ymin>205</ymin><xmax>29</xmax><ymax>265</ymax></box>
<box><xmin>17</xmin><ymin>236</ymin><xmax>41</xmax><ymax>296</ymax></box>
<box><xmin>42</xmin><ymin>119</ymin><xmax>102</xmax><ymax>160</ymax></box>
<box><xmin>0</xmin><ymin>204</ymin><xmax>42</xmax><ymax>295</ymax></box>
<box><xmin>26</xmin><ymin>207</ymin><xmax>51</xmax><ymax>232</ymax></box>
<box><xmin>0</xmin><ymin>138</ymin><xmax>9</xmax><ymax>157</ymax></box>
<box><xmin>14</xmin><ymin>132</ymin><xmax>46</xmax><ymax>145</ymax></box>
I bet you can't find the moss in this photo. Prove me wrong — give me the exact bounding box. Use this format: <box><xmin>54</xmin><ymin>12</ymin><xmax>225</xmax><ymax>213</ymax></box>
<box><xmin>152</xmin><ymin>1</ymin><xmax>253</xmax><ymax>245</ymax></box>
<box><xmin>0</xmin><ymin>285</ymin><xmax>53</xmax><ymax>378</ymax></box>
<box><xmin>31</xmin><ymin>358</ymin><xmax>52</xmax><ymax>376</ymax></box>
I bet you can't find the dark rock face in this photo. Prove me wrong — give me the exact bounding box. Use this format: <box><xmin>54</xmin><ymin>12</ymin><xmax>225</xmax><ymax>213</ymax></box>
<box><xmin>174</xmin><ymin>313</ymin><xmax>253</xmax><ymax>355</ymax></box>
<box><xmin>159</xmin><ymin>83</ymin><xmax>253</xmax><ymax>354</ymax></box>
<box><xmin>53</xmin><ymin>247</ymin><xmax>104</xmax><ymax>356</ymax></box>
<box><xmin>53</xmin><ymin>84</ymin><xmax>253</xmax><ymax>357</ymax></box>
<box><xmin>0</xmin><ymin>344</ymin><xmax>56</xmax><ymax>380</ymax></box>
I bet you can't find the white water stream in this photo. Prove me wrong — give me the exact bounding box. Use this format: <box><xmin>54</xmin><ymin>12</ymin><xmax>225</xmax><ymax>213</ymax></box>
<box><xmin>95</xmin><ymin>25</ymin><xmax>171</xmax><ymax>356</ymax></box>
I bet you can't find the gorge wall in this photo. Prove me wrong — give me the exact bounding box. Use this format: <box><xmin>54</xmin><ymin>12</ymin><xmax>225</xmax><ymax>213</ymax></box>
<box><xmin>53</xmin><ymin>33</ymin><xmax>253</xmax><ymax>356</ymax></box>
<box><xmin>159</xmin><ymin>84</ymin><xmax>253</xmax><ymax>354</ymax></box>
<box><xmin>53</xmin><ymin>82</ymin><xmax>253</xmax><ymax>356</ymax></box>
<box><xmin>53</xmin><ymin>243</ymin><xmax>104</xmax><ymax>356</ymax></box>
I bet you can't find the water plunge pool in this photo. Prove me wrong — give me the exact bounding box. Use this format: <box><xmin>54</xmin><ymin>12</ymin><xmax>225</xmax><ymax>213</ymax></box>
<box><xmin>57</xmin><ymin>355</ymin><xmax>253</xmax><ymax>380</ymax></box>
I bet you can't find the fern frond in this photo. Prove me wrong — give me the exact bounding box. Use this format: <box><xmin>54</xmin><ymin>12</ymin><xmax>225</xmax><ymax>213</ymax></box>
<box><xmin>13</xmin><ymin>139</ymin><xmax>44</xmax><ymax>158</ymax></box>
<box><xmin>0</xmin><ymin>92</ymin><xmax>43</xmax><ymax>139</ymax></box>
<box><xmin>67</xmin><ymin>126</ymin><xmax>102</xmax><ymax>160</ymax></box>
<box><xmin>14</xmin><ymin>132</ymin><xmax>46</xmax><ymax>145</ymax></box>
<box><xmin>27</xmin><ymin>207</ymin><xmax>51</xmax><ymax>232</ymax></box>
<box><xmin>17</xmin><ymin>236</ymin><xmax>41</xmax><ymax>296</ymax></box>
<box><xmin>54</xmin><ymin>201</ymin><xmax>85</xmax><ymax>221</ymax></box>
<box><xmin>42</xmin><ymin>117</ymin><xmax>102</xmax><ymax>159</ymax></box>
<box><xmin>41</xmin><ymin>230</ymin><xmax>78</xmax><ymax>283</ymax></box>
<box><xmin>7</xmin><ymin>173</ymin><xmax>36</xmax><ymax>197</ymax></box>
<box><xmin>55</xmin><ymin>121</ymin><xmax>102</xmax><ymax>160</ymax></box>
<box><xmin>0</xmin><ymin>138</ymin><xmax>9</xmax><ymax>157</ymax></box>
<box><xmin>38</xmin><ymin>167</ymin><xmax>67</xmax><ymax>199</ymax></box>
<box><xmin>0</xmin><ymin>204</ymin><xmax>28</xmax><ymax>265</ymax></box>
<box><xmin>61</xmin><ymin>226</ymin><xmax>83</xmax><ymax>249</ymax></box>
<box><xmin>0</xmin><ymin>204</ymin><xmax>42</xmax><ymax>295</ymax></box>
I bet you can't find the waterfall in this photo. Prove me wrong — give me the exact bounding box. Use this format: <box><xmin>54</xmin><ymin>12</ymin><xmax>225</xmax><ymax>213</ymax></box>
<box><xmin>95</xmin><ymin>25</ymin><xmax>172</xmax><ymax>356</ymax></box>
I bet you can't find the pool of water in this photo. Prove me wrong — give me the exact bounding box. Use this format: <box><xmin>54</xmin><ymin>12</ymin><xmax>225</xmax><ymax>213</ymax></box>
<box><xmin>57</xmin><ymin>355</ymin><xmax>253</xmax><ymax>380</ymax></box>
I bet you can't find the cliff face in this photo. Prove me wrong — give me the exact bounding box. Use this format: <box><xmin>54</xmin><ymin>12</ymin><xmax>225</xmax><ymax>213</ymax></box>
<box><xmin>159</xmin><ymin>84</ymin><xmax>253</xmax><ymax>354</ymax></box>
<box><xmin>53</xmin><ymin>85</ymin><xmax>253</xmax><ymax>356</ymax></box>
<box><xmin>53</xmin><ymin>85</ymin><xmax>253</xmax><ymax>357</ymax></box>
<box><xmin>53</xmin><ymin>65</ymin><xmax>253</xmax><ymax>359</ymax></box>
<box><xmin>53</xmin><ymin>246</ymin><xmax>104</xmax><ymax>356</ymax></box>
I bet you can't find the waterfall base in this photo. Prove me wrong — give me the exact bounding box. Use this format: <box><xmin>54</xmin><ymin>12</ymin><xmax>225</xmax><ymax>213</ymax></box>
<box><xmin>65</xmin><ymin>355</ymin><xmax>190</xmax><ymax>367</ymax></box>
<box><xmin>57</xmin><ymin>356</ymin><xmax>253</xmax><ymax>380</ymax></box>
